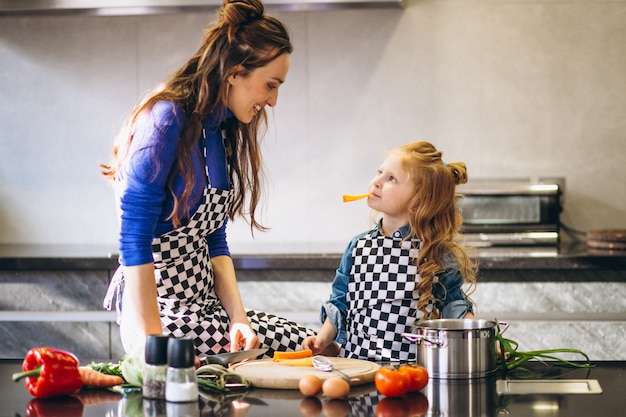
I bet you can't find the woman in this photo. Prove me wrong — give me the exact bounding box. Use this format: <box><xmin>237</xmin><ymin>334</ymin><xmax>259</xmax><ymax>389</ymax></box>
<box><xmin>102</xmin><ymin>0</ymin><xmax>316</xmax><ymax>357</ymax></box>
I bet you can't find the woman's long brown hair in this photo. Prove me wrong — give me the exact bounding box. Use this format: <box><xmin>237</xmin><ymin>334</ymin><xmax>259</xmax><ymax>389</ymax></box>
<box><xmin>101</xmin><ymin>0</ymin><xmax>292</xmax><ymax>231</ymax></box>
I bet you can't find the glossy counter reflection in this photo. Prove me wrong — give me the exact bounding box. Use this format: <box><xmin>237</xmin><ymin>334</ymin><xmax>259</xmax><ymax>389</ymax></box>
<box><xmin>3</xmin><ymin>361</ymin><xmax>626</xmax><ymax>417</ymax></box>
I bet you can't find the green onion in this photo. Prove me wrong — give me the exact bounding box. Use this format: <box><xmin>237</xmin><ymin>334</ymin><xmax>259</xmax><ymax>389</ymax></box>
<box><xmin>495</xmin><ymin>321</ymin><xmax>593</xmax><ymax>372</ymax></box>
<box><xmin>196</xmin><ymin>363</ymin><xmax>250</xmax><ymax>394</ymax></box>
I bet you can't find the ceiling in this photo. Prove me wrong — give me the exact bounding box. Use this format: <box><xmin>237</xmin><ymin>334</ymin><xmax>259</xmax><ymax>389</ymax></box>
<box><xmin>0</xmin><ymin>0</ymin><xmax>405</xmax><ymax>16</ymax></box>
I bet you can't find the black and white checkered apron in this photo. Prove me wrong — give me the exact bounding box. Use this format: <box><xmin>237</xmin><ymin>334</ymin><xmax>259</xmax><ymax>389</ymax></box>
<box><xmin>340</xmin><ymin>232</ymin><xmax>428</xmax><ymax>362</ymax></box>
<box><xmin>104</xmin><ymin>132</ymin><xmax>315</xmax><ymax>357</ymax></box>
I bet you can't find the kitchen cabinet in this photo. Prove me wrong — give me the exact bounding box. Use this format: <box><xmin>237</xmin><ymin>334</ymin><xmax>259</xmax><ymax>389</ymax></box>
<box><xmin>1</xmin><ymin>243</ymin><xmax>625</xmax><ymax>360</ymax></box>
<box><xmin>0</xmin><ymin>245</ymin><xmax>121</xmax><ymax>360</ymax></box>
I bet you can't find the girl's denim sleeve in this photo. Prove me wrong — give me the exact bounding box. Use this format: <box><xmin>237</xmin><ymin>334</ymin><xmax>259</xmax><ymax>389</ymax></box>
<box><xmin>320</xmin><ymin>238</ymin><xmax>358</xmax><ymax>344</ymax></box>
<box><xmin>434</xmin><ymin>266</ymin><xmax>474</xmax><ymax>318</ymax></box>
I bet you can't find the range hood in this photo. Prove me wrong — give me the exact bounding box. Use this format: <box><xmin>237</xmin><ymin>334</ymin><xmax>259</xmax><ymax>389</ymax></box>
<box><xmin>0</xmin><ymin>0</ymin><xmax>405</xmax><ymax>16</ymax></box>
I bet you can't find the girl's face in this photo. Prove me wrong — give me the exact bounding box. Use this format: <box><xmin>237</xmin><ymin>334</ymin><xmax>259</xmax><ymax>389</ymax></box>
<box><xmin>226</xmin><ymin>53</ymin><xmax>290</xmax><ymax>124</ymax></box>
<box><xmin>368</xmin><ymin>153</ymin><xmax>416</xmax><ymax>219</ymax></box>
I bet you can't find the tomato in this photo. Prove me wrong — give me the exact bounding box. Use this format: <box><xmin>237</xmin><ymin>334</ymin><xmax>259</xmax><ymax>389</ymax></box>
<box><xmin>399</xmin><ymin>364</ymin><xmax>429</xmax><ymax>392</ymax></box>
<box><xmin>375</xmin><ymin>396</ymin><xmax>410</xmax><ymax>417</ymax></box>
<box><xmin>402</xmin><ymin>392</ymin><xmax>429</xmax><ymax>416</ymax></box>
<box><xmin>374</xmin><ymin>366</ymin><xmax>411</xmax><ymax>397</ymax></box>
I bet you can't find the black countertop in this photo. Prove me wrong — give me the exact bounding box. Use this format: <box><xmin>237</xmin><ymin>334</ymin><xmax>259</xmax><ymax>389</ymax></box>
<box><xmin>1</xmin><ymin>360</ymin><xmax>624</xmax><ymax>417</ymax></box>
<box><xmin>1</xmin><ymin>242</ymin><xmax>625</xmax><ymax>281</ymax></box>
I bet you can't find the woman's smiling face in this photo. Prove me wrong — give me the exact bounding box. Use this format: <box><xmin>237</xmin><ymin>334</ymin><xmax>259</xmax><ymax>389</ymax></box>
<box><xmin>226</xmin><ymin>53</ymin><xmax>290</xmax><ymax>124</ymax></box>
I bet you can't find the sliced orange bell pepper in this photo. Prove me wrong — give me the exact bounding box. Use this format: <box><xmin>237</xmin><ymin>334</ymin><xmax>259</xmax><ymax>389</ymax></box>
<box><xmin>272</xmin><ymin>349</ymin><xmax>313</xmax><ymax>362</ymax></box>
<box><xmin>275</xmin><ymin>357</ymin><xmax>315</xmax><ymax>367</ymax></box>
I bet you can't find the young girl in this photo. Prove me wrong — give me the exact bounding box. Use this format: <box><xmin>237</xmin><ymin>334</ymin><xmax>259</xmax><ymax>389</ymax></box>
<box><xmin>302</xmin><ymin>141</ymin><xmax>477</xmax><ymax>361</ymax></box>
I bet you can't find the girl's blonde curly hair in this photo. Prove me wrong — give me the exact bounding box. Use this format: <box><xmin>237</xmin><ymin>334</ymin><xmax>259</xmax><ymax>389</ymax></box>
<box><xmin>389</xmin><ymin>141</ymin><xmax>477</xmax><ymax>318</ymax></box>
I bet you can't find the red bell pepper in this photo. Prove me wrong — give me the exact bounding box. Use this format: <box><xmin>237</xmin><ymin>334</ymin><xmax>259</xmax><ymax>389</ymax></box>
<box><xmin>26</xmin><ymin>397</ymin><xmax>84</xmax><ymax>417</ymax></box>
<box><xmin>12</xmin><ymin>347</ymin><xmax>84</xmax><ymax>399</ymax></box>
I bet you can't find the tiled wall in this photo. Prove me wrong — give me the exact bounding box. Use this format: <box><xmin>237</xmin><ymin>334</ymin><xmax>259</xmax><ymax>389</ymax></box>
<box><xmin>238</xmin><ymin>280</ymin><xmax>626</xmax><ymax>361</ymax></box>
<box><xmin>1</xmin><ymin>0</ymin><xmax>625</xmax><ymax>250</ymax></box>
<box><xmin>1</xmin><ymin>269</ymin><xmax>623</xmax><ymax>360</ymax></box>
<box><xmin>0</xmin><ymin>271</ymin><xmax>123</xmax><ymax>359</ymax></box>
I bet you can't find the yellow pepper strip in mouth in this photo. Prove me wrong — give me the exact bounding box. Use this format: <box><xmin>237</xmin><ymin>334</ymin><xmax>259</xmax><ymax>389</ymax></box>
<box><xmin>342</xmin><ymin>193</ymin><xmax>371</xmax><ymax>203</ymax></box>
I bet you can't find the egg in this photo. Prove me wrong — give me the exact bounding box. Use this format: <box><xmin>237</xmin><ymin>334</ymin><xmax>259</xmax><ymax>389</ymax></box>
<box><xmin>322</xmin><ymin>399</ymin><xmax>350</xmax><ymax>417</ymax></box>
<box><xmin>299</xmin><ymin>396</ymin><xmax>323</xmax><ymax>417</ymax></box>
<box><xmin>299</xmin><ymin>374</ymin><xmax>323</xmax><ymax>397</ymax></box>
<box><xmin>322</xmin><ymin>377</ymin><xmax>351</xmax><ymax>399</ymax></box>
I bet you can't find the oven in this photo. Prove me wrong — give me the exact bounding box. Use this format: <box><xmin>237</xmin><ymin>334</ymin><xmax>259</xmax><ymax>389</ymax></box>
<box><xmin>456</xmin><ymin>178</ymin><xmax>564</xmax><ymax>246</ymax></box>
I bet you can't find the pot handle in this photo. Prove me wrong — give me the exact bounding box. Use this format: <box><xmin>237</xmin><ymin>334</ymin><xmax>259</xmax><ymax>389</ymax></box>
<box><xmin>401</xmin><ymin>332</ymin><xmax>443</xmax><ymax>346</ymax></box>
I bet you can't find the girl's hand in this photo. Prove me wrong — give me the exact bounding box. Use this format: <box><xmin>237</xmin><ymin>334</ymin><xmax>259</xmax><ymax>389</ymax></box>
<box><xmin>229</xmin><ymin>322</ymin><xmax>260</xmax><ymax>352</ymax></box>
<box><xmin>301</xmin><ymin>335</ymin><xmax>327</xmax><ymax>355</ymax></box>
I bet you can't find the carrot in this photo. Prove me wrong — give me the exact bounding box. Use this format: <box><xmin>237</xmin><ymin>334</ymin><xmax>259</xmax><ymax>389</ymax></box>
<box><xmin>272</xmin><ymin>349</ymin><xmax>313</xmax><ymax>362</ymax></box>
<box><xmin>275</xmin><ymin>357</ymin><xmax>314</xmax><ymax>367</ymax></box>
<box><xmin>73</xmin><ymin>390</ymin><xmax>123</xmax><ymax>405</ymax></box>
<box><xmin>78</xmin><ymin>367</ymin><xmax>124</xmax><ymax>388</ymax></box>
<box><xmin>342</xmin><ymin>193</ymin><xmax>371</xmax><ymax>203</ymax></box>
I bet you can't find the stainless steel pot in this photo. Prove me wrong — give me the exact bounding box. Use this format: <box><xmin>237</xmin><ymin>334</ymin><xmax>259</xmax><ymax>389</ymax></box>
<box><xmin>424</xmin><ymin>374</ymin><xmax>498</xmax><ymax>417</ymax></box>
<box><xmin>403</xmin><ymin>319</ymin><xmax>508</xmax><ymax>379</ymax></box>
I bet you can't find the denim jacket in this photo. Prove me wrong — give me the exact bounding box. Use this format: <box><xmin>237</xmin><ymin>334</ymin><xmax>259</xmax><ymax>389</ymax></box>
<box><xmin>321</xmin><ymin>221</ymin><xmax>473</xmax><ymax>344</ymax></box>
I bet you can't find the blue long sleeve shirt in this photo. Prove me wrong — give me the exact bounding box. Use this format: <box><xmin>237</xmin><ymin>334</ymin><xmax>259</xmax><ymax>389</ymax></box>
<box><xmin>115</xmin><ymin>101</ymin><xmax>232</xmax><ymax>267</ymax></box>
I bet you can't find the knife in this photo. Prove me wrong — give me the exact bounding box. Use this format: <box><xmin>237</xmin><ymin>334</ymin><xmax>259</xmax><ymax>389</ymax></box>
<box><xmin>198</xmin><ymin>348</ymin><xmax>268</xmax><ymax>367</ymax></box>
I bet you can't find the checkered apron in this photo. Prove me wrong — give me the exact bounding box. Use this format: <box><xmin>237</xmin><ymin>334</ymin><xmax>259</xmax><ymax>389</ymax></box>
<box><xmin>151</xmin><ymin>183</ymin><xmax>234</xmax><ymax>353</ymax></box>
<box><xmin>153</xmin><ymin>182</ymin><xmax>316</xmax><ymax>356</ymax></box>
<box><xmin>340</xmin><ymin>232</ymin><xmax>426</xmax><ymax>362</ymax></box>
<box><xmin>104</xmin><ymin>131</ymin><xmax>315</xmax><ymax>356</ymax></box>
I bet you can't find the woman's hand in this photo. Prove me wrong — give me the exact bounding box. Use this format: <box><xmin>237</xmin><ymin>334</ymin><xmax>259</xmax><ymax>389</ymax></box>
<box><xmin>230</xmin><ymin>322</ymin><xmax>259</xmax><ymax>352</ymax></box>
<box><xmin>211</xmin><ymin>256</ymin><xmax>259</xmax><ymax>352</ymax></box>
<box><xmin>119</xmin><ymin>263</ymin><xmax>164</xmax><ymax>353</ymax></box>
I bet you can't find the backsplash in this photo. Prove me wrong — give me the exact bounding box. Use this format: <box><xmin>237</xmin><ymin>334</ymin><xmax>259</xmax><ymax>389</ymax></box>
<box><xmin>238</xmin><ymin>281</ymin><xmax>626</xmax><ymax>361</ymax></box>
<box><xmin>1</xmin><ymin>1</ymin><xmax>625</xmax><ymax>248</ymax></box>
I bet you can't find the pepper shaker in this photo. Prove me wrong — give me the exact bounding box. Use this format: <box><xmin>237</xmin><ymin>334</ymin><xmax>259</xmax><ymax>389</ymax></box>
<box><xmin>143</xmin><ymin>398</ymin><xmax>167</xmax><ymax>417</ymax></box>
<box><xmin>143</xmin><ymin>334</ymin><xmax>170</xmax><ymax>399</ymax></box>
<box><xmin>165</xmin><ymin>337</ymin><xmax>199</xmax><ymax>403</ymax></box>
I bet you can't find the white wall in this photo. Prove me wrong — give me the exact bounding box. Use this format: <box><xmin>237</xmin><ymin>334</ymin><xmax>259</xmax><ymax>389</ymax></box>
<box><xmin>1</xmin><ymin>0</ymin><xmax>625</xmax><ymax>253</ymax></box>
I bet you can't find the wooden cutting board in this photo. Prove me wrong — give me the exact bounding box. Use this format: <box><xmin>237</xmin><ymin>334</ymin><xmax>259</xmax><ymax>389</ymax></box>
<box><xmin>230</xmin><ymin>357</ymin><xmax>380</xmax><ymax>389</ymax></box>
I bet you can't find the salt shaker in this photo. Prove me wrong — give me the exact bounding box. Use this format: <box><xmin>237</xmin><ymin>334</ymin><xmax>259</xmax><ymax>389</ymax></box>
<box><xmin>165</xmin><ymin>337</ymin><xmax>199</xmax><ymax>403</ymax></box>
<box><xmin>166</xmin><ymin>401</ymin><xmax>200</xmax><ymax>417</ymax></box>
<box><xmin>143</xmin><ymin>334</ymin><xmax>170</xmax><ymax>399</ymax></box>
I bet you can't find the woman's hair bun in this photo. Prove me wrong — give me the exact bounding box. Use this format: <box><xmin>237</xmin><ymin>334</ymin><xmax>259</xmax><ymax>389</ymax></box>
<box><xmin>219</xmin><ymin>0</ymin><xmax>264</xmax><ymax>27</ymax></box>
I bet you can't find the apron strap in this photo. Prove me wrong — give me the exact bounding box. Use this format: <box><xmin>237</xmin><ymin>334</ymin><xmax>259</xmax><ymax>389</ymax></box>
<box><xmin>103</xmin><ymin>266</ymin><xmax>124</xmax><ymax>324</ymax></box>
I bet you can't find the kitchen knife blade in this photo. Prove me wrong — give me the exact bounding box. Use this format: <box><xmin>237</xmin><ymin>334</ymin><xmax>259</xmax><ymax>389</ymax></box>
<box><xmin>199</xmin><ymin>348</ymin><xmax>268</xmax><ymax>366</ymax></box>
